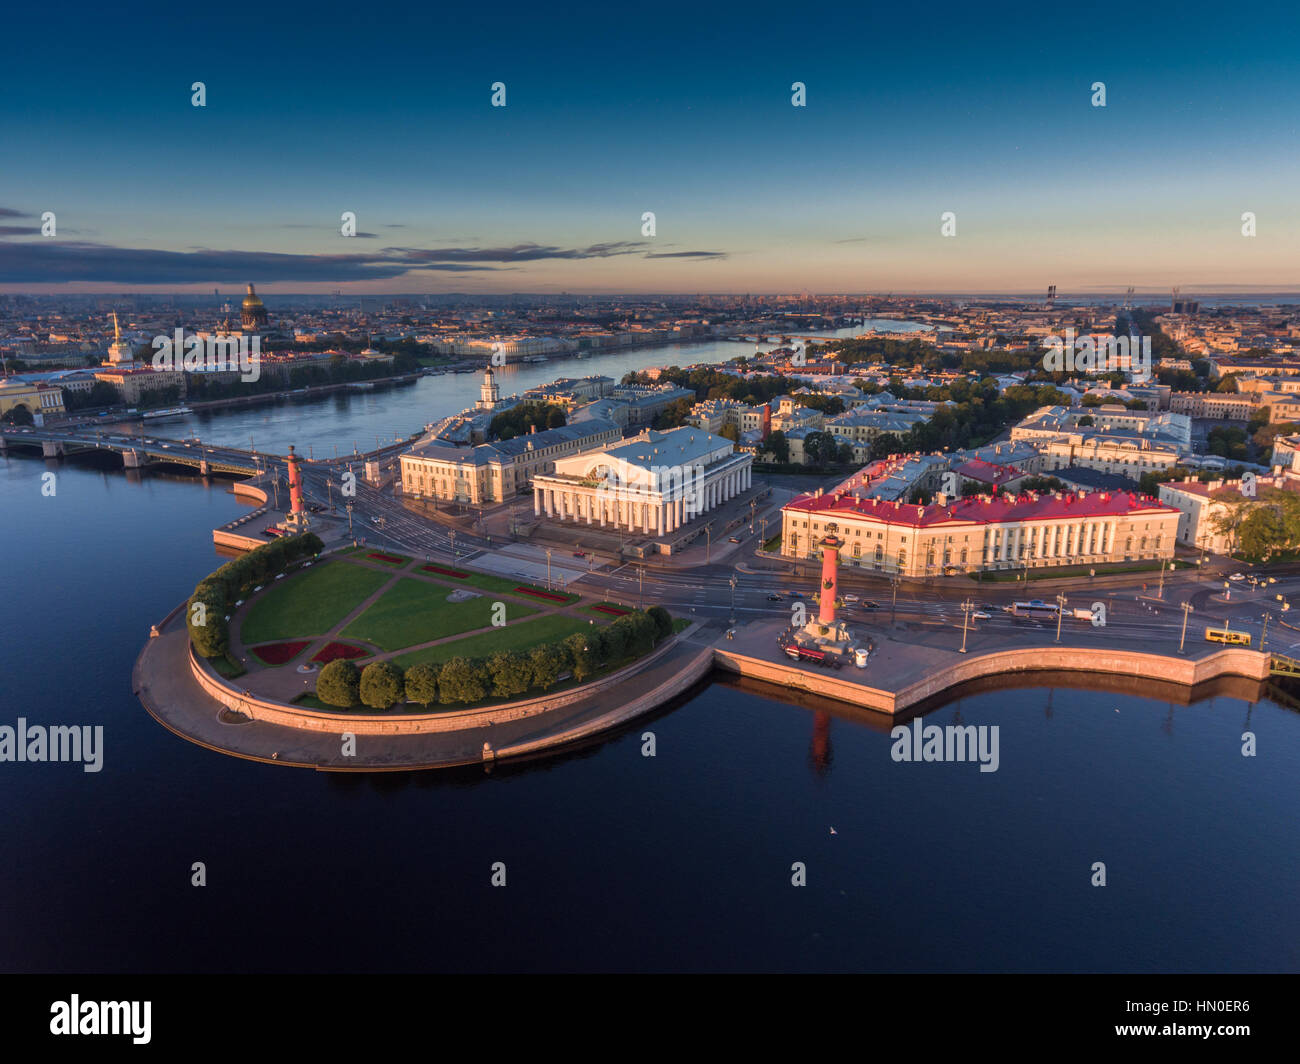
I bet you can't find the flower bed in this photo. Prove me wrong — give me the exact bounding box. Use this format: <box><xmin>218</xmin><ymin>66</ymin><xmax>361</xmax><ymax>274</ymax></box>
<box><xmin>311</xmin><ymin>641</ymin><xmax>370</xmax><ymax>664</ymax></box>
<box><xmin>367</xmin><ymin>552</ymin><xmax>407</xmax><ymax>565</ymax></box>
<box><xmin>513</xmin><ymin>586</ymin><xmax>570</xmax><ymax>603</ymax></box>
<box><xmin>590</xmin><ymin>604</ymin><xmax>631</xmax><ymax>616</ymax></box>
<box><xmin>250</xmin><ymin>640</ymin><xmax>311</xmax><ymax>666</ymax></box>
<box><xmin>420</xmin><ymin>564</ymin><xmax>469</xmax><ymax>578</ymax></box>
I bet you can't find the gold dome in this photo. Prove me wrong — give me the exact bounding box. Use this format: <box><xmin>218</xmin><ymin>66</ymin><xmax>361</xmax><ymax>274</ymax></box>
<box><xmin>242</xmin><ymin>283</ymin><xmax>264</xmax><ymax>308</ymax></box>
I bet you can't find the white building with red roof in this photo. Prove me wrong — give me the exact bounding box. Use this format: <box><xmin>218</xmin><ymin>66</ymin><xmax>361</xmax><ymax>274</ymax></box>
<box><xmin>781</xmin><ymin>481</ymin><xmax>1179</xmax><ymax>577</ymax></box>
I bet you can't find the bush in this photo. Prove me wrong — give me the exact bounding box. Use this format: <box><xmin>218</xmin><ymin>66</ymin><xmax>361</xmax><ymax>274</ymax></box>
<box><xmin>438</xmin><ymin>657</ymin><xmax>486</xmax><ymax>704</ymax></box>
<box><xmin>359</xmin><ymin>661</ymin><xmax>405</xmax><ymax>710</ymax></box>
<box><xmin>404</xmin><ymin>662</ymin><xmax>439</xmax><ymax>707</ymax></box>
<box><xmin>317</xmin><ymin>660</ymin><xmax>361</xmax><ymax>707</ymax></box>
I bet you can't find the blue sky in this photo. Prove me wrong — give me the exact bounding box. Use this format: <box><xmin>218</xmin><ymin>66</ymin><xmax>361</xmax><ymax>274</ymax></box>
<box><xmin>1</xmin><ymin>0</ymin><xmax>1297</xmax><ymax>293</ymax></box>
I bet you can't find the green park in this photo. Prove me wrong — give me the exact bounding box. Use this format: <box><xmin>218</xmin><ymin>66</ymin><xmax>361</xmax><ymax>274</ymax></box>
<box><xmin>185</xmin><ymin>535</ymin><xmax>675</xmax><ymax>714</ymax></box>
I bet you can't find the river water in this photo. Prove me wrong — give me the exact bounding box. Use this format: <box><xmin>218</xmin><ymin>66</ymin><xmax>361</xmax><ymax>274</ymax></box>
<box><xmin>2</xmin><ymin>319</ymin><xmax>1297</xmax><ymax>972</ymax></box>
<box><xmin>161</xmin><ymin>322</ymin><xmax>930</xmax><ymax>456</ymax></box>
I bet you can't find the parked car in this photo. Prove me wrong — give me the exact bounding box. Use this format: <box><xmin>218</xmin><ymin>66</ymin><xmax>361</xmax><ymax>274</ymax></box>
<box><xmin>843</xmin><ymin>594</ymin><xmax>860</xmax><ymax>603</ymax></box>
<box><xmin>1229</xmin><ymin>573</ymin><xmax>1246</xmax><ymax>581</ymax></box>
<box><xmin>972</xmin><ymin>611</ymin><xmax>991</xmax><ymax>621</ymax></box>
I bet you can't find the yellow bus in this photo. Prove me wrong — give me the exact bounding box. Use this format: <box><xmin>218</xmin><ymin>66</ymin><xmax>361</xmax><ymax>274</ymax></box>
<box><xmin>1205</xmin><ymin>627</ymin><xmax>1251</xmax><ymax>646</ymax></box>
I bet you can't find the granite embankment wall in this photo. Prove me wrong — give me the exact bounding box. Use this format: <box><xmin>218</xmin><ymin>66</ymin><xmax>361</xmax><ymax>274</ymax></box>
<box><xmin>189</xmin><ymin>628</ymin><xmax>698</xmax><ymax>736</ymax></box>
<box><xmin>213</xmin><ymin>481</ymin><xmax>270</xmax><ymax>550</ymax></box>
<box><xmin>714</xmin><ymin>646</ymin><xmax>1271</xmax><ymax>715</ymax></box>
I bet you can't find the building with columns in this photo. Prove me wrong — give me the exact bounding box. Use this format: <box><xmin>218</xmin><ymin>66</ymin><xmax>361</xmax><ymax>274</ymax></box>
<box><xmin>531</xmin><ymin>426</ymin><xmax>754</xmax><ymax>536</ymax></box>
<box><xmin>781</xmin><ymin>482</ymin><xmax>1179</xmax><ymax>577</ymax></box>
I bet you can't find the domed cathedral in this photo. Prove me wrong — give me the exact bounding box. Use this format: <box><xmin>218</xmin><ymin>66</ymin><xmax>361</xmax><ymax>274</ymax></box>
<box><xmin>240</xmin><ymin>283</ymin><xmax>269</xmax><ymax>332</ymax></box>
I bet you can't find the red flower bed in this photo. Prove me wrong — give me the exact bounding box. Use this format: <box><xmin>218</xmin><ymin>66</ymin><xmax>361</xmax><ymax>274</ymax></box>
<box><xmin>367</xmin><ymin>552</ymin><xmax>406</xmax><ymax>565</ymax></box>
<box><xmin>250</xmin><ymin>640</ymin><xmax>310</xmax><ymax>665</ymax></box>
<box><xmin>513</xmin><ymin>586</ymin><xmax>570</xmax><ymax>603</ymax></box>
<box><xmin>420</xmin><ymin>564</ymin><xmax>469</xmax><ymax>578</ymax></box>
<box><xmin>312</xmin><ymin>642</ymin><xmax>369</xmax><ymax>664</ymax></box>
<box><xmin>591</xmin><ymin>604</ymin><xmax>630</xmax><ymax>616</ymax></box>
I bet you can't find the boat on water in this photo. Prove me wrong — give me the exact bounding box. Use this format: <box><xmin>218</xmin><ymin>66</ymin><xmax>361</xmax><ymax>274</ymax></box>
<box><xmin>141</xmin><ymin>405</ymin><xmax>194</xmax><ymax>422</ymax></box>
<box><xmin>523</xmin><ymin>355</ymin><xmax>549</xmax><ymax>363</ymax></box>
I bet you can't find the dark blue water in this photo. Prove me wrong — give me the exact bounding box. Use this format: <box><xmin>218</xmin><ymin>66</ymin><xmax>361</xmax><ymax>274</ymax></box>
<box><xmin>2</xmin><ymin>456</ymin><xmax>1298</xmax><ymax>972</ymax></box>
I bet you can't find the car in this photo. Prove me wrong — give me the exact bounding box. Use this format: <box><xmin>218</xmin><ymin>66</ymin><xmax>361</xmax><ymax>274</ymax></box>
<box><xmin>728</xmin><ymin>536</ymin><xmax>741</xmax><ymax>543</ymax></box>
<box><xmin>789</xmin><ymin>591</ymin><xmax>803</xmax><ymax>599</ymax></box>
<box><xmin>972</xmin><ymin>611</ymin><xmax>991</xmax><ymax>620</ymax></box>
<box><xmin>1229</xmin><ymin>573</ymin><xmax>1246</xmax><ymax>581</ymax></box>
<box><xmin>863</xmin><ymin>601</ymin><xmax>881</xmax><ymax>610</ymax></box>
<box><xmin>979</xmin><ymin>603</ymin><xmax>997</xmax><ymax>612</ymax></box>
<box><xmin>573</xmin><ymin>550</ymin><xmax>586</xmax><ymax>558</ymax></box>
<box><xmin>767</xmin><ymin>593</ymin><xmax>783</xmax><ymax>602</ymax></box>
<box><xmin>843</xmin><ymin>594</ymin><xmax>860</xmax><ymax>603</ymax></box>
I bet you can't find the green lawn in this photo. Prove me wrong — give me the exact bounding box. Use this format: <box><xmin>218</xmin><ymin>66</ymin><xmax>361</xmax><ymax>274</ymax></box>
<box><xmin>240</xmin><ymin>562</ymin><xmax>392</xmax><ymax>645</ymax></box>
<box><xmin>341</xmin><ymin>577</ymin><xmax>539</xmax><ymax>652</ymax></box>
<box><xmin>393</xmin><ymin>613</ymin><xmax>595</xmax><ymax>669</ymax></box>
<box><xmin>210</xmin><ymin>653</ymin><xmax>246</xmax><ymax>679</ymax></box>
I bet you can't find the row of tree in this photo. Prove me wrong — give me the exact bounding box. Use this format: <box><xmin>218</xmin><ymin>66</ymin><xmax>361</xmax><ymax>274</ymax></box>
<box><xmin>1210</xmin><ymin>487</ymin><xmax>1300</xmax><ymax>562</ymax></box>
<box><xmin>188</xmin><ymin>532</ymin><xmax>324</xmax><ymax>658</ymax></box>
<box><xmin>316</xmin><ymin>606</ymin><xmax>675</xmax><ymax>709</ymax></box>
<box><xmin>489</xmin><ymin>402</ymin><xmax>566</xmax><ymax>440</ymax></box>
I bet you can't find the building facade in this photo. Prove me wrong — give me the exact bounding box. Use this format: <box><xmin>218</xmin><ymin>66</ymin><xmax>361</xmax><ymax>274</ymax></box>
<box><xmin>531</xmin><ymin>426</ymin><xmax>753</xmax><ymax>535</ymax></box>
<box><xmin>400</xmin><ymin>419</ymin><xmax>621</xmax><ymax>505</ymax></box>
<box><xmin>781</xmin><ymin>484</ymin><xmax>1179</xmax><ymax>577</ymax></box>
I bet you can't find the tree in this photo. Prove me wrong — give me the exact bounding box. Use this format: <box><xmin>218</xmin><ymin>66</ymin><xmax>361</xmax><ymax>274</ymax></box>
<box><xmin>488</xmin><ymin>650</ymin><xmax>532</xmax><ymax>699</ymax></box>
<box><xmin>1077</xmin><ymin>415</ymin><xmax>1095</xmax><ymax>426</ymax></box>
<box><xmin>317</xmin><ymin>660</ymin><xmax>362</xmax><ymax>707</ymax></box>
<box><xmin>627</xmin><ymin>612</ymin><xmax>658</xmax><ymax>655</ymax></box>
<box><xmin>647</xmin><ymin>605</ymin><xmax>673</xmax><ymax>642</ymax></box>
<box><xmin>563</xmin><ymin>633</ymin><xmax>599</xmax><ymax>682</ymax></box>
<box><xmin>438</xmin><ymin>657</ymin><xmax>485</xmax><ymax>704</ymax></box>
<box><xmin>1239</xmin><ymin>506</ymin><xmax>1284</xmax><ymax>561</ymax></box>
<box><xmin>1215</xmin><ymin>373</ymin><xmax>1240</xmax><ymax>393</ymax></box>
<box><xmin>359</xmin><ymin>661</ymin><xmax>405</xmax><ymax>710</ymax></box>
<box><xmin>530</xmin><ymin>642</ymin><xmax>570</xmax><ymax>689</ymax></box>
<box><xmin>1208</xmin><ymin>490</ymin><xmax>1256</xmax><ymax>554</ymax></box>
<box><xmin>404</xmin><ymin>662</ymin><xmax>439</xmax><ymax>707</ymax></box>
<box><xmin>600</xmin><ymin>621</ymin><xmax>629</xmax><ymax>662</ymax></box>
<box><xmin>764</xmin><ymin>429</ymin><xmax>789</xmax><ymax>463</ymax></box>
<box><xmin>718</xmin><ymin>422</ymin><xmax>740</xmax><ymax>444</ymax></box>
<box><xmin>1</xmin><ymin>404</ymin><xmax>33</xmax><ymax>425</ymax></box>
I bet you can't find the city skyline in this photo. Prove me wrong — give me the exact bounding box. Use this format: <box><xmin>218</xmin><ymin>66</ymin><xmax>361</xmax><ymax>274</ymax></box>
<box><xmin>2</xmin><ymin>1</ymin><xmax>1298</xmax><ymax>294</ymax></box>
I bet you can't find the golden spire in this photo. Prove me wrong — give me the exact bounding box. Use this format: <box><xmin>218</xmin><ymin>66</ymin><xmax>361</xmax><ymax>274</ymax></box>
<box><xmin>112</xmin><ymin>311</ymin><xmax>121</xmax><ymax>341</ymax></box>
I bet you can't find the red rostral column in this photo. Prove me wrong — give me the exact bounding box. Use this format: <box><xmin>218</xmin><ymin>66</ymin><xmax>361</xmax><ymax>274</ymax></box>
<box><xmin>286</xmin><ymin>444</ymin><xmax>305</xmax><ymax>516</ymax></box>
<box><xmin>761</xmin><ymin>403</ymin><xmax>772</xmax><ymax>440</ymax></box>
<box><xmin>818</xmin><ymin>534</ymin><xmax>841</xmax><ymax>625</ymax></box>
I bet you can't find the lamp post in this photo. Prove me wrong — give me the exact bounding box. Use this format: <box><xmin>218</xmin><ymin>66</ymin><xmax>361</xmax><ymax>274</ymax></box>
<box><xmin>1178</xmin><ymin>601</ymin><xmax>1194</xmax><ymax>654</ymax></box>
<box><xmin>959</xmin><ymin>598</ymin><xmax>974</xmax><ymax>653</ymax></box>
<box><xmin>890</xmin><ymin>570</ymin><xmax>900</xmax><ymax>626</ymax></box>
<box><xmin>705</xmin><ymin>522</ymin><xmax>712</xmax><ymax>564</ymax></box>
<box><xmin>1055</xmin><ymin>592</ymin><xmax>1067</xmax><ymax>643</ymax></box>
<box><xmin>450</xmin><ymin>530</ymin><xmax>457</xmax><ymax>561</ymax></box>
<box><xmin>639</xmin><ymin>565</ymin><xmax>645</xmax><ymax>610</ymax></box>
<box><xmin>1261</xmin><ymin>611</ymin><xmax>1271</xmax><ymax>656</ymax></box>
<box><xmin>546</xmin><ymin>547</ymin><xmax>553</xmax><ymax>591</ymax></box>
<box><xmin>345</xmin><ymin>502</ymin><xmax>353</xmax><ymax>541</ymax></box>
<box><xmin>1157</xmin><ymin>557</ymin><xmax>1169</xmax><ymax>599</ymax></box>
<box><xmin>729</xmin><ymin>573</ymin><xmax>738</xmax><ymax>628</ymax></box>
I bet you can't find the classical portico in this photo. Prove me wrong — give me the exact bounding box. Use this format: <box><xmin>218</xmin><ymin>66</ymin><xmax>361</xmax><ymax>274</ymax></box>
<box><xmin>531</xmin><ymin>426</ymin><xmax>754</xmax><ymax>536</ymax></box>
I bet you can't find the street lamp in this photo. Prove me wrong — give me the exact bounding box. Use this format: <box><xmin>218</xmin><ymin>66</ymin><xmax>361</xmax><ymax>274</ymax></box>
<box><xmin>1178</xmin><ymin>601</ymin><xmax>1194</xmax><ymax>654</ymax></box>
<box><xmin>346</xmin><ymin>502</ymin><xmax>354</xmax><ymax>540</ymax></box>
<box><xmin>729</xmin><ymin>574</ymin><xmax>738</xmax><ymax>627</ymax></box>
<box><xmin>639</xmin><ymin>565</ymin><xmax>646</xmax><ymax>610</ymax></box>
<box><xmin>450</xmin><ymin>530</ymin><xmax>458</xmax><ymax>561</ymax></box>
<box><xmin>545</xmin><ymin>547</ymin><xmax>553</xmax><ymax>590</ymax></box>
<box><xmin>1055</xmin><ymin>593</ymin><xmax>1067</xmax><ymax>643</ymax></box>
